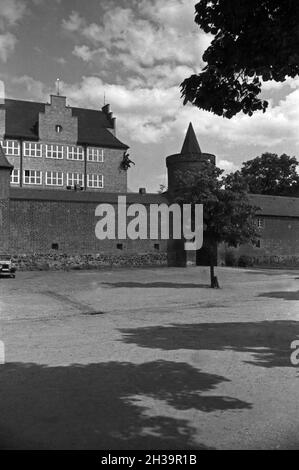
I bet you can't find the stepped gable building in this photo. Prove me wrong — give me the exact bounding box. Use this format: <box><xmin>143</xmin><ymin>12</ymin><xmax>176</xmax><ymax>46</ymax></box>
<box><xmin>0</xmin><ymin>91</ymin><xmax>299</xmax><ymax>269</ymax></box>
<box><xmin>0</xmin><ymin>94</ymin><xmax>128</xmax><ymax>193</ymax></box>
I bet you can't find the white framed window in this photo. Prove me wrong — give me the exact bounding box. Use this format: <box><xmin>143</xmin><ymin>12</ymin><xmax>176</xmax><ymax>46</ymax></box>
<box><xmin>46</xmin><ymin>171</ymin><xmax>63</xmax><ymax>186</ymax></box>
<box><xmin>23</xmin><ymin>142</ymin><xmax>42</xmax><ymax>158</ymax></box>
<box><xmin>87</xmin><ymin>147</ymin><xmax>104</xmax><ymax>162</ymax></box>
<box><xmin>46</xmin><ymin>144</ymin><xmax>64</xmax><ymax>159</ymax></box>
<box><xmin>1</xmin><ymin>140</ymin><xmax>20</xmax><ymax>156</ymax></box>
<box><xmin>67</xmin><ymin>146</ymin><xmax>84</xmax><ymax>161</ymax></box>
<box><xmin>257</xmin><ymin>217</ymin><xmax>264</xmax><ymax>229</ymax></box>
<box><xmin>67</xmin><ymin>172</ymin><xmax>84</xmax><ymax>187</ymax></box>
<box><xmin>10</xmin><ymin>169</ymin><xmax>20</xmax><ymax>184</ymax></box>
<box><xmin>87</xmin><ymin>174</ymin><xmax>104</xmax><ymax>188</ymax></box>
<box><xmin>24</xmin><ymin>170</ymin><xmax>42</xmax><ymax>185</ymax></box>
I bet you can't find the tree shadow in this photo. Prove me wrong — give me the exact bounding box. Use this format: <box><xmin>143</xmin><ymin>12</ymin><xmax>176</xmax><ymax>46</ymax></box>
<box><xmin>102</xmin><ymin>282</ymin><xmax>210</xmax><ymax>288</ymax></box>
<box><xmin>259</xmin><ymin>290</ymin><xmax>299</xmax><ymax>301</ymax></box>
<box><xmin>0</xmin><ymin>360</ymin><xmax>250</xmax><ymax>450</ymax></box>
<box><xmin>246</xmin><ymin>270</ymin><xmax>295</xmax><ymax>276</ymax></box>
<box><xmin>119</xmin><ymin>321</ymin><xmax>299</xmax><ymax>368</ymax></box>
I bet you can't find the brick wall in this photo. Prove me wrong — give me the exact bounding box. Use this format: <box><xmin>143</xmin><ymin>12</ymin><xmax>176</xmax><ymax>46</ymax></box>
<box><xmin>219</xmin><ymin>215</ymin><xmax>299</xmax><ymax>266</ymax></box>
<box><xmin>9</xmin><ymin>192</ymin><xmax>168</xmax><ymax>259</ymax></box>
<box><xmin>7</xmin><ymin>144</ymin><xmax>127</xmax><ymax>192</ymax></box>
<box><xmin>86</xmin><ymin>148</ymin><xmax>127</xmax><ymax>192</ymax></box>
<box><xmin>0</xmin><ymin>169</ymin><xmax>10</xmax><ymax>252</ymax></box>
<box><xmin>38</xmin><ymin>95</ymin><xmax>78</xmax><ymax>144</ymax></box>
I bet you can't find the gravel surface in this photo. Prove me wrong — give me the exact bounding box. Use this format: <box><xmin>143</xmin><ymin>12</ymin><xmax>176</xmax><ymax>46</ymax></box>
<box><xmin>0</xmin><ymin>266</ymin><xmax>298</xmax><ymax>449</ymax></box>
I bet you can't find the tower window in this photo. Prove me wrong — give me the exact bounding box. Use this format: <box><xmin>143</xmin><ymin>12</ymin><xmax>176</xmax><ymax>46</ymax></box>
<box><xmin>51</xmin><ymin>243</ymin><xmax>59</xmax><ymax>250</ymax></box>
<box><xmin>56</xmin><ymin>125</ymin><xmax>63</xmax><ymax>133</ymax></box>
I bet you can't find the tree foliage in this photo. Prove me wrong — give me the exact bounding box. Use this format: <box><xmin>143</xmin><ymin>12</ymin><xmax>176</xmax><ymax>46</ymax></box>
<box><xmin>174</xmin><ymin>162</ymin><xmax>259</xmax><ymax>286</ymax></box>
<box><xmin>181</xmin><ymin>0</ymin><xmax>299</xmax><ymax>118</ymax></box>
<box><xmin>239</xmin><ymin>152</ymin><xmax>299</xmax><ymax>195</ymax></box>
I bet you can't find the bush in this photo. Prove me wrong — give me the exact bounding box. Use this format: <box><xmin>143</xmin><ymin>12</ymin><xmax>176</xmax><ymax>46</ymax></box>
<box><xmin>225</xmin><ymin>250</ymin><xmax>237</xmax><ymax>267</ymax></box>
<box><xmin>238</xmin><ymin>255</ymin><xmax>255</xmax><ymax>267</ymax></box>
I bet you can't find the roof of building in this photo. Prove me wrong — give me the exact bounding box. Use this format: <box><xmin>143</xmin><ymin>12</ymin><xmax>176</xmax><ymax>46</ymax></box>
<box><xmin>249</xmin><ymin>193</ymin><xmax>299</xmax><ymax>218</ymax></box>
<box><xmin>8</xmin><ymin>188</ymin><xmax>299</xmax><ymax>217</ymax></box>
<box><xmin>0</xmin><ymin>98</ymin><xmax>128</xmax><ymax>149</ymax></box>
<box><xmin>181</xmin><ymin>122</ymin><xmax>202</xmax><ymax>156</ymax></box>
<box><xmin>10</xmin><ymin>188</ymin><xmax>168</xmax><ymax>204</ymax></box>
<box><xmin>0</xmin><ymin>143</ymin><xmax>13</xmax><ymax>169</ymax></box>
<box><xmin>166</xmin><ymin>123</ymin><xmax>216</xmax><ymax>165</ymax></box>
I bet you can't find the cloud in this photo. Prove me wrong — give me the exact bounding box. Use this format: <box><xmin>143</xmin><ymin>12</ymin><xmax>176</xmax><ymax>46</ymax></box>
<box><xmin>5</xmin><ymin>67</ymin><xmax>299</xmax><ymax>158</ymax></box>
<box><xmin>0</xmin><ymin>32</ymin><xmax>17</xmax><ymax>61</ymax></box>
<box><xmin>62</xmin><ymin>10</ymin><xmax>84</xmax><ymax>32</ymax></box>
<box><xmin>58</xmin><ymin>0</ymin><xmax>299</xmax><ymax>155</ymax></box>
<box><xmin>0</xmin><ymin>0</ymin><xmax>26</xmax><ymax>61</ymax></box>
<box><xmin>7</xmin><ymin>68</ymin><xmax>299</xmax><ymax>152</ymax></box>
<box><xmin>218</xmin><ymin>159</ymin><xmax>239</xmax><ymax>173</ymax></box>
<box><xmin>62</xmin><ymin>1</ymin><xmax>211</xmax><ymax>83</ymax></box>
<box><xmin>51</xmin><ymin>75</ymin><xmax>299</xmax><ymax>151</ymax></box>
<box><xmin>73</xmin><ymin>45</ymin><xmax>95</xmax><ymax>62</ymax></box>
<box><xmin>54</xmin><ymin>56</ymin><xmax>66</xmax><ymax>65</ymax></box>
<box><xmin>0</xmin><ymin>0</ymin><xmax>26</xmax><ymax>28</ymax></box>
<box><xmin>2</xmin><ymin>74</ymin><xmax>50</xmax><ymax>100</ymax></box>
<box><xmin>0</xmin><ymin>79</ymin><xmax>4</xmax><ymax>101</ymax></box>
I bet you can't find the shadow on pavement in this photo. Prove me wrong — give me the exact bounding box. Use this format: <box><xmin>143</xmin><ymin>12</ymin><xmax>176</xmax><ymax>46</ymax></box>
<box><xmin>246</xmin><ymin>269</ymin><xmax>297</xmax><ymax>276</ymax></box>
<box><xmin>258</xmin><ymin>290</ymin><xmax>299</xmax><ymax>301</ymax></box>
<box><xmin>0</xmin><ymin>360</ymin><xmax>250</xmax><ymax>450</ymax></box>
<box><xmin>120</xmin><ymin>321</ymin><xmax>299</xmax><ymax>368</ymax></box>
<box><xmin>102</xmin><ymin>282</ymin><xmax>210</xmax><ymax>288</ymax></box>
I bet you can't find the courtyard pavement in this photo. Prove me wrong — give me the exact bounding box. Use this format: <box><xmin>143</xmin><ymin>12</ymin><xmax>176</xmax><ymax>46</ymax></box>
<box><xmin>0</xmin><ymin>266</ymin><xmax>299</xmax><ymax>450</ymax></box>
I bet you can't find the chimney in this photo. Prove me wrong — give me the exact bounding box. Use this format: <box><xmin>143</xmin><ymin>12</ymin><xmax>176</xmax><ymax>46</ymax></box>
<box><xmin>0</xmin><ymin>80</ymin><xmax>5</xmax><ymax>139</ymax></box>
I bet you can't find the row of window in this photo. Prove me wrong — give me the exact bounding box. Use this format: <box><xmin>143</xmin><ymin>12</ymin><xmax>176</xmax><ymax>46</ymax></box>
<box><xmin>10</xmin><ymin>170</ymin><xmax>104</xmax><ymax>188</ymax></box>
<box><xmin>0</xmin><ymin>140</ymin><xmax>104</xmax><ymax>162</ymax></box>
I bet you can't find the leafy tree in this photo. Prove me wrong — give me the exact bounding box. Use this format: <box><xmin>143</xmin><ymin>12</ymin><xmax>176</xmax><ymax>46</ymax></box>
<box><xmin>239</xmin><ymin>153</ymin><xmax>299</xmax><ymax>195</ymax></box>
<box><xmin>174</xmin><ymin>163</ymin><xmax>259</xmax><ymax>287</ymax></box>
<box><xmin>181</xmin><ymin>0</ymin><xmax>299</xmax><ymax>118</ymax></box>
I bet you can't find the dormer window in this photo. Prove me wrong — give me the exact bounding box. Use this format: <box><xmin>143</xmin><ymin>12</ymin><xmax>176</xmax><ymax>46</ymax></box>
<box><xmin>56</xmin><ymin>125</ymin><xmax>63</xmax><ymax>133</ymax></box>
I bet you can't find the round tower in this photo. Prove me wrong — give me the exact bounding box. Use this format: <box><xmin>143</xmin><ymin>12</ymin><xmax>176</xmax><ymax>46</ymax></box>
<box><xmin>166</xmin><ymin>123</ymin><xmax>217</xmax><ymax>267</ymax></box>
<box><xmin>166</xmin><ymin>122</ymin><xmax>216</xmax><ymax>194</ymax></box>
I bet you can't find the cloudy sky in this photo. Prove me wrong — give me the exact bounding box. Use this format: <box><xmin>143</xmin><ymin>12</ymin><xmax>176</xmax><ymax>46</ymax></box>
<box><xmin>1</xmin><ymin>0</ymin><xmax>299</xmax><ymax>192</ymax></box>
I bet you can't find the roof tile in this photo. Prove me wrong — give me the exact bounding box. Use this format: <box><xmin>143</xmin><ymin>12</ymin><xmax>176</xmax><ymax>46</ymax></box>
<box><xmin>1</xmin><ymin>98</ymin><xmax>128</xmax><ymax>149</ymax></box>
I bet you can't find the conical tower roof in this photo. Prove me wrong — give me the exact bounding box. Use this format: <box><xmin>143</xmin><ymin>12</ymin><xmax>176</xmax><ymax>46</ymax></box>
<box><xmin>0</xmin><ymin>143</ymin><xmax>13</xmax><ymax>169</ymax></box>
<box><xmin>180</xmin><ymin>122</ymin><xmax>202</xmax><ymax>156</ymax></box>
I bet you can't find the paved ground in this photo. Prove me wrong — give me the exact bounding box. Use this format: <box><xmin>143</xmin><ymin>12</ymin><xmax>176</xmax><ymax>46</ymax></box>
<box><xmin>0</xmin><ymin>266</ymin><xmax>299</xmax><ymax>450</ymax></box>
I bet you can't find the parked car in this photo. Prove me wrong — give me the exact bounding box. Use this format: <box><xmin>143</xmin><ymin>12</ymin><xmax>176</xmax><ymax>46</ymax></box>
<box><xmin>0</xmin><ymin>254</ymin><xmax>16</xmax><ymax>278</ymax></box>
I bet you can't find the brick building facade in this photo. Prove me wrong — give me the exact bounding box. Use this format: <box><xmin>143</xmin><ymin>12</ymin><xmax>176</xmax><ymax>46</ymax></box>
<box><xmin>0</xmin><ymin>94</ymin><xmax>128</xmax><ymax>193</ymax></box>
<box><xmin>0</xmin><ymin>96</ymin><xmax>299</xmax><ymax>270</ymax></box>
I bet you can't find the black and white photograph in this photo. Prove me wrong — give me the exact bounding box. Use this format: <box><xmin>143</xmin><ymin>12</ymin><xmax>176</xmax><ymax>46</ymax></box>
<box><xmin>0</xmin><ymin>0</ymin><xmax>299</xmax><ymax>455</ymax></box>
